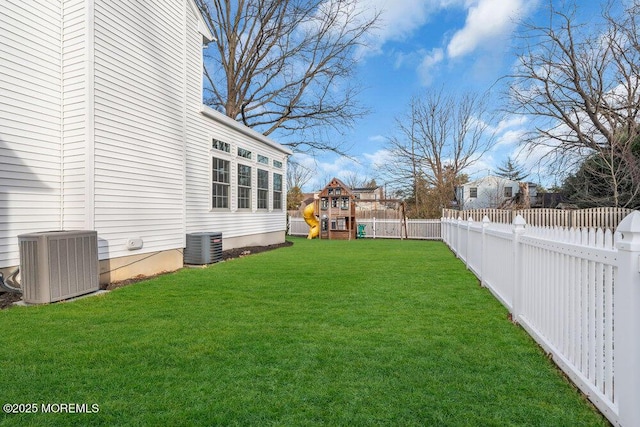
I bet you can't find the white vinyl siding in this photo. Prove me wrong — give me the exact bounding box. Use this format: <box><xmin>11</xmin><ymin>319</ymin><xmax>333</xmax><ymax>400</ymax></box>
<box><xmin>1</xmin><ymin>0</ymin><xmax>290</xmax><ymax>270</ymax></box>
<box><xmin>0</xmin><ymin>0</ymin><xmax>62</xmax><ymax>266</ymax></box>
<box><xmin>62</xmin><ymin>0</ymin><xmax>90</xmax><ymax>230</ymax></box>
<box><xmin>92</xmin><ymin>0</ymin><xmax>186</xmax><ymax>259</ymax></box>
<box><xmin>185</xmin><ymin>111</ymin><xmax>291</xmax><ymax>241</ymax></box>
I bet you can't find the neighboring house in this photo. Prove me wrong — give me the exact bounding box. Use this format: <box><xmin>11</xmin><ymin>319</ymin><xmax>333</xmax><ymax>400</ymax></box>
<box><xmin>351</xmin><ymin>186</ymin><xmax>384</xmax><ymax>203</ymax></box>
<box><xmin>1</xmin><ymin>1</ymin><xmax>291</xmax><ymax>284</ymax></box>
<box><xmin>455</xmin><ymin>175</ymin><xmax>537</xmax><ymax>210</ymax></box>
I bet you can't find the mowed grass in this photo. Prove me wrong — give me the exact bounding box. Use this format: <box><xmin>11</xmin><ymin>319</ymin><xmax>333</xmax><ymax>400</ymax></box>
<box><xmin>0</xmin><ymin>237</ymin><xmax>608</xmax><ymax>426</ymax></box>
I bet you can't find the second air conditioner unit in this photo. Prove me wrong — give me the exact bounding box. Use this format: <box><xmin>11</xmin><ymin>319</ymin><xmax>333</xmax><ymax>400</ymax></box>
<box><xmin>184</xmin><ymin>232</ymin><xmax>223</xmax><ymax>264</ymax></box>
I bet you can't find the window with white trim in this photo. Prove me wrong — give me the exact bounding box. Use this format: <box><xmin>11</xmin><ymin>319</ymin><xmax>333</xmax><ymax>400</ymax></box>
<box><xmin>238</xmin><ymin>147</ymin><xmax>252</xmax><ymax>159</ymax></box>
<box><xmin>237</xmin><ymin>164</ymin><xmax>252</xmax><ymax>209</ymax></box>
<box><xmin>212</xmin><ymin>157</ymin><xmax>230</xmax><ymax>209</ymax></box>
<box><xmin>258</xmin><ymin>169</ymin><xmax>269</xmax><ymax>209</ymax></box>
<box><xmin>212</xmin><ymin>139</ymin><xmax>230</xmax><ymax>152</ymax></box>
<box><xmin>273</xmin><ymin>173</ymin><xmax>283</xmax><ymax>210</ymax></box>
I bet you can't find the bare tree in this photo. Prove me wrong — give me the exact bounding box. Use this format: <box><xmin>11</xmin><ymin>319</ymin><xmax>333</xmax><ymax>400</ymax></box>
<box><xmin>196</xmin><ymin>0</ymin><xmax>380</xmax><ymax>155</ymax></box>
<box><xmin>383</xmin><ymin>89</ymin><xmax>497</xmax><ymax>217</ymax></box>
<box><xmin>508</xmin><ymin>0</ymin><xmax>640</xmax><ymax>207</ymax></box>
<box><xmin>342</xmin><ymin>171</ymin><xmax>376</xmax><ymax>189</ymax></box>
<box><xmin>287</xmin><ymin>159</ymin><xmax>315</xmax><ymax>191</ymax></box>
<box><xmin>286</xmin><ymin>159</ymin><xmax>315</xmax><ymax>210</ymax></box>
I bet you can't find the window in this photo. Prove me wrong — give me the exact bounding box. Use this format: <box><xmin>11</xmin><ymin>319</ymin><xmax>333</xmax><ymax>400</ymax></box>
<box><xmin>335</xmin><ymin>188</ymin><xmax>341</xmax><ymax>195</ymax></box>
<box><xmin>331</xmin><ymin>218</ymin><xmax>346</xmax><ymax>230</ymax></box>
<box><xmin>212</xmin><ymin>139</ymin><xmax>230</xmax><ymax>153</ymax></box>
<box><xmin>237</xmin><ymin>164</ymin><xmax>252</xmax><ymax>209</ymax></box>
<box><xmin>321</xmin><ymin>198</ymin><xmax>328</xmax><ymax>210</ymax></box>
<box><xmin>504</xmin><ymin>186</ymin><xmax>513</xmax><ymax>198</ymax></box>
<box><xmin>212</xmin><ymin>157</ymin><xmax>230</xmax><ymax>208</ymax></box>
<box><xmin>273</xmin><ymin>173</ymin><xmax>282</xmax><ymax>210</ymax></box>
<box><xmin>258</xmin><ymin>154</ymin><xmax>269</xmax><ymax>165</ymax></box>
<box><xmin>331</xmin><ymin>198</ymin><xmax>338</xmax><ymax>208</ymax></box>
<box><xmin>470</xmin><ymin>187</ymin><xmax>478</xmax><ymax>198</ymax></box>
<box><xmin>237</xmin><ymin>147</ymin><xmax>252</xmax><ymax>159</ymax></box>
<box><xmin>340</xmin><ymin>197</ymin><xmax>349</xmax><ymax>209</ymax></box>
<box><xmin>258</xmin><ymin>169</ymin><xmax>269</xmax><ymax>209</ymax></box>
<box><xmin>273</xmin><ymin>160</ymin><xmax>283</xmax><ymax>168</ymax></box>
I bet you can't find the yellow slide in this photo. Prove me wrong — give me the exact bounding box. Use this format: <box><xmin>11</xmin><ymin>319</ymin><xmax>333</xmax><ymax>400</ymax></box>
<box><xmin>303</xmin><ymin>203</ymin><xmax>319</xmax><ymax>239</ymax></box>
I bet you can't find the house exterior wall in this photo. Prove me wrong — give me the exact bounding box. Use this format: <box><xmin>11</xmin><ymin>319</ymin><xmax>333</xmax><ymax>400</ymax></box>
<box><xmin>62</xmin><ymin>0</ymin><xmax>90</xmax><ymax>231</ymax></box>
<box><xmin>92</xmin><ymin>0</ymin><xmax>188</xmax><ymax>261</ymax></box>
<box><xmin>458</xmin><ymin>176</ymin><xmax>519</xmax><ymax>210</ymax></box>
<box><xmin>1</xmin><ymin>0</ymin><xmax>63</xmax><ymax>267</ymax></box>
<box><xmin>1</xmin><ymin>0</ymin><xmax>290</xmax><ymax>281</ymax></box>
<box><xmin>185</xmin><ymin>107</ymin><xmax>290</xmax><ymax>249</ymax></box>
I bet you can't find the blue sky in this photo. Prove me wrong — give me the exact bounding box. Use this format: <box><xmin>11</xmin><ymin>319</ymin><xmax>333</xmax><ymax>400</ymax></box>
<box><xmin>285</xmin><ymin>0</ymin><xmax>601</xmax><ymax>191</ymax></box>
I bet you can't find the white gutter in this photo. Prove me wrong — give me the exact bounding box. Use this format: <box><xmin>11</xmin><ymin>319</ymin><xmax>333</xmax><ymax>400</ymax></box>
<box><xmin>200</xmin><ymin>105</ymin><xmax>293</xmax><ymax>156</ymax></box>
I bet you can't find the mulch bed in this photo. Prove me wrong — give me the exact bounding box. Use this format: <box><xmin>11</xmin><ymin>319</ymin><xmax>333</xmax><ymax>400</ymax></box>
<box><xmin>0</xmin><ymin>241</ymin><xmax>294</xmax><ymax>309</ymax></box>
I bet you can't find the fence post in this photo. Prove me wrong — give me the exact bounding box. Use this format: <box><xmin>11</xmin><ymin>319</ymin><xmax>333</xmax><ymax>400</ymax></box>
<box><xmin>441</xmin><ymin>217</ymin><xmax>446</xmax><ymax>244</ymax></box>
<box><xmin>512</xmin><ymin>215</ymin><xmax>526</xmax><ymax>320</ymax></box>
<box><xmin>372</xmin><ymin>217</ymin><xmax>376</xmax><ymax>239</ymax></box>
<box><xmin>480</xmin><ymin>216</ymin><xmax>490</xmax><ymax>287</ymax></box>
<box><xmin>456</xmin><ymin>216</ymin><xmax>463</xmax><ymax>258</ymax></box>
<box><xmin>614</xmin><ymin>211</ymin><xmax>640</xmax><ymax>427</ymax></box>
<box><xmin>466</xmin><ymin>217</ymin><xmax>473</xmax><ymax>269</ymax></box>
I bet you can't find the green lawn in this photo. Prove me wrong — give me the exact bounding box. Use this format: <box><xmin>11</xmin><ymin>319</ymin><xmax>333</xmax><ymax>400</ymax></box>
<box><xmin>0</xmin><ymin>237</ymin><xmax>608</xmax><ymax>426</ymax></box>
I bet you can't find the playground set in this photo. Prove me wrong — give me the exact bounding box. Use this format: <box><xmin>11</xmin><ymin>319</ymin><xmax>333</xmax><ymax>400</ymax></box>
<box><xmin>303</xmin><ymin>178</ymin><xmax>407</xmax><ymax>240</ymax></box>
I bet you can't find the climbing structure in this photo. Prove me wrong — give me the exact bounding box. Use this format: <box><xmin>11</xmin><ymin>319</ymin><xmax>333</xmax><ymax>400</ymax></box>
<box><xmin>317</xmin><ymin>178</ymin><xmax>357</xmax><ymax>240</ymax></box>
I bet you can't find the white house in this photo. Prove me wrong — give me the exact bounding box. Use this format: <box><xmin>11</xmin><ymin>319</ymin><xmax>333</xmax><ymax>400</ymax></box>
<box><xmin>1</xmin><ymin>0</ymin><xmax>292</xmax><ymax>284</ymax></box>
<box><xmin>455</xmin><ymin>175</ymin><xmax>536</xmax><ymax>210</ymax></box>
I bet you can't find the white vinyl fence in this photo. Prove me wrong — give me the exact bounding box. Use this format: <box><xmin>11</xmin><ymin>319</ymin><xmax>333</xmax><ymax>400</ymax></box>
<box><xmin>288</xmin><ymin>218</ymin><xmax>441</xmax><ymax>240</ymax></box>
<box><xmin>442</xmin><ymin>214</ymin><xmax>640</xmax><ymax>427</ymax></box>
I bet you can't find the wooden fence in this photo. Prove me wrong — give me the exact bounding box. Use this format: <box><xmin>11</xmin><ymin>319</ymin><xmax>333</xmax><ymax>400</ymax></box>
<box><xmin>441</xmin><ymin>214</ymin><xmax>640</xmax><ymax>427</ymax></box>
<box><xmin>442</xmin><ymin>207</ymin><xmax>633</xmax><ymax>229</ymax></box>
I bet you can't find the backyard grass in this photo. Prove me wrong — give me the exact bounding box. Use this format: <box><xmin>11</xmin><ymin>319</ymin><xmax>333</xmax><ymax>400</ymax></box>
<box><xmin>0</xmin><ymin>237</ymin><xmax>608</xmax><ymax>426</ymax></box>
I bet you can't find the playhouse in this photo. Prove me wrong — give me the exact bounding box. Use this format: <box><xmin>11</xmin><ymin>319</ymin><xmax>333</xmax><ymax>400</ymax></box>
<box><xmin>317</xmin><ymin>178</ymin><xmax>357</xmax><ymax>240</ymax></box>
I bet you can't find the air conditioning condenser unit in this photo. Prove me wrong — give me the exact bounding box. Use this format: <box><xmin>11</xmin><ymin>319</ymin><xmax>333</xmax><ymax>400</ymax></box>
<box><xmin>184</xmin><ymin>232</ymin><xmax>223</xmax><ymax>264</ymax></box>
<box><xmin>18</xmin><ymin>230</ymin><xmax>100</xmax><ymax>304</ymax></box>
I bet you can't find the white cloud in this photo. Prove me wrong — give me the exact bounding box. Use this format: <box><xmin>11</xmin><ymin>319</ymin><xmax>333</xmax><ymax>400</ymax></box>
<box><xmin>368</xmin><ymin>135</ymin><xmax>387</xmax><ymax>143</ymax></box>
<box><xmin>464</xmin><ymin>155</ymin><xmax>496</xmax><ymax>181</ymax></box>
<box><xmin>493</xmin><ymin>115</ymin><xmax>528</xmax><ymax>134</ymax></box>
<box><xmin>494</xmin><ymin>129</ymin><xmax>526</xmax><ymax>148</ymax></box>
<box><xmin>356</xmin><ymin>0</ymin><xmax>450</xmax><ymax>55</ymax></box>
<box><xmin>417</xmin><ymin>48</ymin><xmax>445</xmax><ymax>86</ymax></box>
<box><xmin>447</xmin><ymin>0</ymin><xmax>531</xmax><ymax>59</ymax></box>
<box><xmin>363</xmin><ymin>149</ymin><xmax>393</xmax><ymax>169</ymax></box>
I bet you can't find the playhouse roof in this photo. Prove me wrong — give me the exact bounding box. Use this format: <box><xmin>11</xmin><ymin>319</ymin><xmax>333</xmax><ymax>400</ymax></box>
<box><xmin>319</xmin><ymin>177</ymin><xmax>355</xmax><ymax>197</ymax></box>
